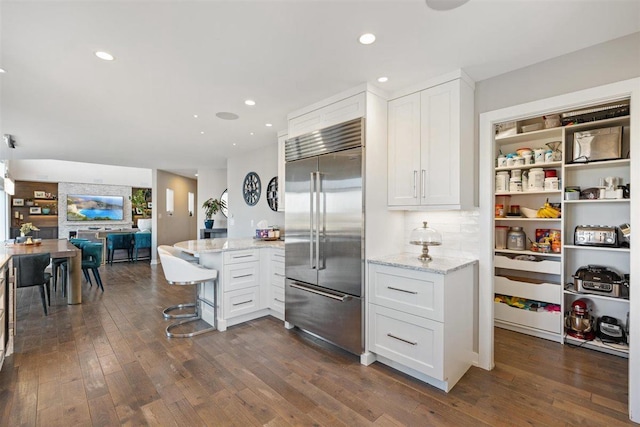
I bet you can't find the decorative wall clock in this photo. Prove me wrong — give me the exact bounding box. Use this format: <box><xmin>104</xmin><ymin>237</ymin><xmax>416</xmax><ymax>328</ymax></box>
<box><xmin>266</xmin><ymin>176</ymin><xmax>278</xmax><ymax>212</ymax></box>
<box><xmin>242</xmin><ymin>171</ymin><xmax>261</xmax><ymax>206</ymax></box>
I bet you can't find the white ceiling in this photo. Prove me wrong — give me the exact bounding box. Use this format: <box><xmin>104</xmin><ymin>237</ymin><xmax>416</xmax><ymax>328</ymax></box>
<box><xmin>1</xmin><ymin>0</ymin><xmax>639</xmax><ymax>177</ymax></box>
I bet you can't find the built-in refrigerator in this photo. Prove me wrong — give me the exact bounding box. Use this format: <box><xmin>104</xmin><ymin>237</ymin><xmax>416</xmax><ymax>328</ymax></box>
<box><xmin>284</xmin><ymin>118</ymin><xmax>364</xmax><ymax>355</ymax></box>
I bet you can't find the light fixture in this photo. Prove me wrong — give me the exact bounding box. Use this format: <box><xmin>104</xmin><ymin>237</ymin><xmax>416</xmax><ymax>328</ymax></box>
<box><xmin>358</xmin><ymin>33</ymin><xmax>376</xmax><ymax>45</ymax></box>
<box><xmin>200</xmin><ymin>131</ymin><xmax>205</xmax><ymax>134</ymax></box>
<box><xmin>425</xmin><ymin>0</ymin><xmax>470</xmax><ymax>11</ymax></box>
<box><xmin>250</xmin><ymin>132</ymin><xmax>254</xmax><ymax>135</ymax></box>
<box><xmin>4</xmin><ymin>134</ymin><xmax>16</xmax><ymax>149</ymax></box>
<box><xmin>188</xmin><ymin>192</ymin><xmax>195</xmax><ymax>216</ymax></box>
<box><xmin>409</xmin><ymin>221</ymin><xmax>442</xmax><ymax>261</ymax></box>
<box><xmin>265</xmin><ymin>123</ymin><xmax>273</xmax><ymax>127</ymax></box>
<box><xmin>193</xmin><ymin>114</ymin><xmax>198</xmax><ymax>118</ymax></box>
<box><xmin>377</xmin><ymin>76</ymin><xmax>388</xmax><ymax>83</ymax></box>
<box><xmin>233</xmin><ymin>143</ymin><xmax>237</xmax><ymax>146</ymax></box>
<box><xmin>166</xmin><ymin>188</ymin><xmax>174</xmax><ymax>215</ymax></box>
<box><xmin>216</xmin><ymin>112</ymin><xmax>239</xmax><ymax>120</ymax></box>
<box><xmin>244</xmin><ymin>99</ymin><xmax>256</xmax><ymax>106</ymax></box>
<box><xmin>95</xmin><ymin>51</ymin><xmax>115</xmax><ymax>61</ymax></box>
<box><xmin>0</xmin><ymin>68</ymin><xmax>6</xmax><ymax>73</ymax></box>
<box><xmin>3</xmin><ymin>176</ymin><xmax>15</xmax><ymax>196</ymax></box>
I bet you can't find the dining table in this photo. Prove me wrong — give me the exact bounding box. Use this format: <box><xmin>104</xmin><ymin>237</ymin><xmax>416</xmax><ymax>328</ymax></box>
<box><xmin>7</xmin><ymin>239</ymin><xmax>82</xmax><ymax>304</ymax></box>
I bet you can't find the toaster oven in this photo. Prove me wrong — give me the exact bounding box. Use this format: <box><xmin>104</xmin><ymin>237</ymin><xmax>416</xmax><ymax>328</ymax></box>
<box><xmin>574</xmin><ymin>225</ymin><xmax>619</xmax><ymax>247</ymax></box>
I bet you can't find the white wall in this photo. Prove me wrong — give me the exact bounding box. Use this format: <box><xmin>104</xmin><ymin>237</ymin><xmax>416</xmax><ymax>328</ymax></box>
<box><xmin>196</xmin><ymin>168</ymin><xmax>227</xmax><ymax>231</ymax></box>
<box><xmin>226</xmin><ymin>141</ymin><xmax>284</xmax><ymax>238</ymax></box>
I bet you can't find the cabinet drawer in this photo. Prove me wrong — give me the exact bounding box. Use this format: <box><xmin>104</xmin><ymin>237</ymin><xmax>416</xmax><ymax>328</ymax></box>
<box><xmin>271</xmin><ymin>262</ymin><xmax>285</xmax><ymax>288</ymax></box>
<box><xmin>224</xmin><ymin>286</ymin><xmax>261</xmax><ymax>319</ymax></box>
<box><xmin>224</xmin><ymin>249</ymin><xmax>260</xmax><ymax>264</ymax></box>
<box><xmin>223</xmin><ymin>262</ymin><xmax>260</xmax><ymax>292</ymax></box>
<box><xmin>271</xmin><ymin>249</ymin><xmax>285</xmax><ymax>262</ymax></box>
<box><xmin>369</xmin><ymin>304</ymin><xmax>443</xmax><ymax>380</ymax></box>
<box><xmin>494</xmin><ymin>254</ymin><xmax>561</xmax><ymax>275</ymax></box>
<box><xmin>270</xmin><ymin>285</ymin><xmax>285</xmax><ymax>313</ymax></box>
<box><xmin>494</xmin><ymin>301</ymin><xmax>562</xmax><ymax>334</ymax></box>
<box><xmin>369</xmin><ymin>265</ymin><xmax>443</xmax><ymax>322</ymax></box>
<box><xmin>494</xmin><ymin>276</ymin><xmax>561</xmax><ymax>304</ymax></box>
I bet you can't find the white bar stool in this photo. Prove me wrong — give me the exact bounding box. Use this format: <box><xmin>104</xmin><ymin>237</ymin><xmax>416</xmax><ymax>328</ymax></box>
<box><xmin>157</xmin><ymin>245</ymin><xmax>218</xmax><ymax>338</ymax></box>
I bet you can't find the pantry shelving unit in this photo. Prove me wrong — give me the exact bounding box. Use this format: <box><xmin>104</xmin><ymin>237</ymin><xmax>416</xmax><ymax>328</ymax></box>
<box><xmin>491</xmin><ymin>104</ymin><xmax>631</xmax><ymax>357</ymax></box>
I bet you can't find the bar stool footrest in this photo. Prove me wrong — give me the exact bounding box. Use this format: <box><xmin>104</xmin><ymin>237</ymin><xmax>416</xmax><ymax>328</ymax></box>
<box><xmin>163</xmin><ymin>303</ymin><xmax>197</xmax><ymax>319</ymax></box>
<box><xmin>166</xmin><ymin>317</ymin><xmax>216</xmax><ymax>338</ymax></box>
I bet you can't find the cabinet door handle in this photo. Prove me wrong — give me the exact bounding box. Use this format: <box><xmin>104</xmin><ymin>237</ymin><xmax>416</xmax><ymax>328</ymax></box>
<box><xmin>274</xmin><ymin>298</ymin><xmax>285</xmax><ymax>303</ymax></box>
<box><xmin>387</xmin><ymin>286</ymin><xmax>417</xmax><ymax>295</ymax></box>
<box><xmin>232</xmin><ymin>299</ymin><xmax>253</xmax><ymax>306</ymax></box>
<box><xmin>274</xmin><ymin>272</ymin><xmax>285</xmax><ymax>277</ymax></box>
<box><xmin>387</xmin><ymin>333</ymin><xmax>417</xmax><ymax>346</ymax></box>
<box><xmin>232</xmin><ymin>254</ymin><xmax>253</xmax><ymax>259</ymax></box>
<box><xmin>421</xmin><ymin>169</ymin><xmax>426</xmax><ymax>198</ymax></box>
<box><xmin>413</xmin><ymin>170</ymin><xmax>418</xmax><ymax>198</ymax></box>
<box><xmin>232</xmin><ymin>273</ymin><xmax>253</xmax><ymax>279</ymax></box>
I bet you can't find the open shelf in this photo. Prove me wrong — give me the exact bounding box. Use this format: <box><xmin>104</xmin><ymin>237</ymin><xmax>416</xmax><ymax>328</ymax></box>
<box><xmin>564</xmin><ymin>158</ymin><xmax>630</xmax><ymax>170</ymax></box>
<box><xmin>564</xmin><ymin>335</ymin><xmax>629</xmax><ymax>358</ymax></box>
<box><xmin>495</xmin><ymin>161</ymin><xmax>562</xmax><ymax>172</ymax></box>
<box><xmin>495</xmin><ymin>249</ymin><xmax>561</xmax><ymax>258</ymax></box>
<box><xmin>563</xmin><ymin>245</ymin><xmax>630</xmax><ymax>253</ymax></box>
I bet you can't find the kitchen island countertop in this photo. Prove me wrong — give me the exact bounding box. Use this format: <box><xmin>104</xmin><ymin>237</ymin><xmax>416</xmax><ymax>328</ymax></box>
<box><xmin>174</xmin><ymin>237</ymin><xmax>284</xmax><ymax>256</ymax></box>
<box><xmin>368</xmin><ymin>253</ymin><xmax>477</xmax><ymax>275</ymax></box>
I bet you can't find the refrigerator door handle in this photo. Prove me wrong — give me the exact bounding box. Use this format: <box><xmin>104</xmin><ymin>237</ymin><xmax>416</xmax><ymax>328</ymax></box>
<box><xmin>315</xmin><ymin>171</ymin><xmax>322</xmax><ymax>271</ymax></box>
<box><xmin>290</xmin><ymin>282</ymin><xmax>352</xmax><ymax>302</ymax></box>
<box><xmin>309</xmin><ymin>172</ymin><xmax>315</xmax><ymax>269</ymax></box>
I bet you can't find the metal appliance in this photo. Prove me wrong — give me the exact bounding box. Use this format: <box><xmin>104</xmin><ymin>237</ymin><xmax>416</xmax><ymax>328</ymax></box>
<box><xmin>565</xmin><ymin>299</ymin><xmax>596</xmax><ymax>340</ymax></box>
<box><xmin>572</xmin><ymin>126</ymin><xmax>622</xmax><ymax>163</ymax></box>
<box><xmin>574</xmin><ymin>225</ymin><xmax>619</xmax><ymax>247</ymax></box>
<box><xmin>573</xmin><ymin>265</ymin><xmax>629</xmax><ymax>298</ymax></box>
<box><xmin>597</xmin><ymin>316</ymin><xmax>626</xmax><ymax>344</ymax></box>
<box><xmin>284</xmin><ymin>118</ymin><xmax>364</xmax><ymax>355</ymax></box>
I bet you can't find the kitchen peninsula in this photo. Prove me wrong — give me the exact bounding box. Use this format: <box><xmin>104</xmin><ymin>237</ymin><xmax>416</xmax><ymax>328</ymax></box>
<box><xmin>173</xmin><ymin>238</ymin><xmax>284</xmax><ymax>331</ymax></box>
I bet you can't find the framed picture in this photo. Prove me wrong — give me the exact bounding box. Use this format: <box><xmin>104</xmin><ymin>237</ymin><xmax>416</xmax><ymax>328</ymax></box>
<box><xmin>12</xmin><ymin>198</ymin><xmax>24</xmax><ymax>206</ymax></box>
<box><xmin>147</xmin><ymin>202</ymin><xmax>153</xmax><ymax>209</ymax></box>
<box><xmin>34</xmin><ymin>191</ymin><xmax>46</xmax><ymax>198</ymax></box>
<box><xmin>30</xmin><ymin>206</ymin><xmax>42</xmax><ymax>214</ymax></box>
<box><xmin>135</xmin><ymin>208</ymin><xmax>143</xmax><ymax>215</ymax></box>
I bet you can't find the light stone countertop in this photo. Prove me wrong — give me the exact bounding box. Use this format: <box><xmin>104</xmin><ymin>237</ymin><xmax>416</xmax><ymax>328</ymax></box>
<box><xmin>174</xmin><ymin>237</ymin><xmax>284</xmax><ymax>256</ymax></box>
<box><xmin>368</xmin><ymin>253</ymin><xmax>477</xmax><ymax>275</ymax></box>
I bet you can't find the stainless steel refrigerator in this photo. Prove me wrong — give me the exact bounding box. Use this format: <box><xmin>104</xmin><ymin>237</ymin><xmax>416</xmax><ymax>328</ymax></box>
<box><xmin>285</xmin><ymin>118</ymin><xmax>364</xmax><ymax>355</ymax></box>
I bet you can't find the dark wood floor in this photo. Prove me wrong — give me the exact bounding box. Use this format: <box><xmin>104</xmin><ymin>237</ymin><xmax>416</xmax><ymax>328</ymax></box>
<box><xmin>0</xmin><ymin>261</ymin><xmax>633</xmax><ymax>426</ymax></box>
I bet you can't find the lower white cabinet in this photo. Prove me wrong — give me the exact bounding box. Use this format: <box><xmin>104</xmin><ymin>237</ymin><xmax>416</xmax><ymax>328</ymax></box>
<box><xmin>269</xmin><ymin>249</ymin><xmax>285</xmax><ymax>318</ymax></box>
<box><xmin>367</xmin><ymin>259</ymin><xmax>475</xmax><ymax>392</ymax></box>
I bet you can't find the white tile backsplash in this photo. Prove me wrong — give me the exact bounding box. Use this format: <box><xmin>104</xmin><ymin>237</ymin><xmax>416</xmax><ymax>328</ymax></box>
<box><xmin>404</xmin><ymin>209</ymin><xmax>480</xmax><ymax>259</ymax></box>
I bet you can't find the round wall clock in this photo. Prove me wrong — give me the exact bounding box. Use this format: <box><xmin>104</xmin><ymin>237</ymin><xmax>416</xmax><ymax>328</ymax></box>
<box><xmin>242</xmin><ymin>171</ymin><xmax>261</xmax><ymax>206</ymax></box>
<box><xmin>266</xmin><ymin>176</ymin><xmax>278</xmax><ymax>212</ymax></box>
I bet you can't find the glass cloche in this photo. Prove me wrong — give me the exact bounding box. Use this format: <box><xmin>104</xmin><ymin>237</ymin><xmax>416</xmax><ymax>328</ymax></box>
<box><xmin>410</xmin><ymin>221</ymin><xmax>442</xmax><ymax>261</ymax></box>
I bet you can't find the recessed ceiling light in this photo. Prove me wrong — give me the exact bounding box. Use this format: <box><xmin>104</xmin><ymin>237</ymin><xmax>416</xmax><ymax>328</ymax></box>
<box><xmin>0</xmin><ymin>68</ymin><xmax>6</xmax><ymax>74</ymax></box>
<box><xmin>244</xmin><ymin>100</ymin><xmax>256</xmax><ymax>106</ymax></box>
<box><xmin>377</xmin><ymin>76</ymin><xmax>388</xmax><ymax>83</ymax></box>
<box><xmin>200</xmin><ymin>131</ymin><xmax>205</xmax><ymax>135</ymax></box>
<box><xmin>265</xmin><ymin>123</ymin><xmax>273</xmax><ymax>127</ymax></box>
<box><xmin>425</xmin><ymin>0</ymin><xmax>470</xmax><ymax>11</ymax></box>
<box><xmin>193</xmin><ymin>114</ymin><xmax>198</xmax><ymax>118</ymax></box>
<box><xmin>358</xmin><ymin>33</ymin><xmax>376</xmax><ymax>45</ymax></box>
<box><xmin>95</xmin><ymin>51</ymin><xmax>114</xmax><ymax>61</ymax></box>
<box><xmin>233</xmin><ymin>143</ymin><xmax>237</xmax><ymax>146</ymax></box>
<box><xmin>195</xmin><ymin>173</ymin><xmax>198</xmax><ymax>177</ymax></box>
<box><xmin>216</xmin><ymin>112</ymin><xmax>239</xmax><ymax>120</ymax></box>
<box><xmin>250</xmin><ymin>132</ymin><xmax>254</xmax><ymax>135</ymax></box>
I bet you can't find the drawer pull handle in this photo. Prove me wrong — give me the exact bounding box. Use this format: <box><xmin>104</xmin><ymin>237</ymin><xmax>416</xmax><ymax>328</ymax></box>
<box><xmin>232</xmin><ymin>299</ymin><xmax>253</xmax><ymax>306</ymax></box>
<box><xmin>232</xmin><ymin>254</ymin><xmax>253</xmax><ymax>259</ymax></box>
<box><xmin>387</xmin><ymin>333</ymin><xmax>417</xmax><ymax>346</ymax></box>
<box><xmin>274</xmin><ymin>298</ymin><xmax>285</xmax><ymax>303</ymax></box>
<box><xmin>387</xmin><ymin>286</ymin><xmax>417</xmax><ymax>294</ymax></box>
<box><xmin>274</xmin><ymin>273</ymin><xmax>285</xmax><ymax>277</ymax></box>
<box><xmin>232</xmin><ymin>274</ymin><xmax>253</xmax><ymax>279</ymax></box>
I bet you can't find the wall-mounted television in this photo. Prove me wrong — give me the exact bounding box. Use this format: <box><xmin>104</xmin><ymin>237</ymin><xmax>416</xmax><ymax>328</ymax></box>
<box><xmin>67</xmin><ymin>195</ymin><xmax>124</xmax><ymax>221</ymax></box>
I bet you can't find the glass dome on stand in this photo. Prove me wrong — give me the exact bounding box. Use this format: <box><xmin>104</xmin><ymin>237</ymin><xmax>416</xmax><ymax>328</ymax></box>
<box><xmin>410</xmin><ymin>221</ymin><xmax>442</xmax><ymax>261</ymax></box>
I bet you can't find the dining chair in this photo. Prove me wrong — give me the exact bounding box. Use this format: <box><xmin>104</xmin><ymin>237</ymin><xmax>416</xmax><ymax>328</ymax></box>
<box><xmin>106</xmin><ymin>233</ymin><xmax>133</xmax><ymax>265</ymax></box>
<box><xmin>133</xmin><ymin>231</ymin><xmax>151</xmax><ymax>262</ymax></box>
<box><xmin>14</xmin><ymin>253</ymin><xmax>52</xmax><ymax>316</ymax></box>
<box><xmin>81</xmin><ymin>242</ymin><xmax>104</xmax><ymax>291</ymax></box>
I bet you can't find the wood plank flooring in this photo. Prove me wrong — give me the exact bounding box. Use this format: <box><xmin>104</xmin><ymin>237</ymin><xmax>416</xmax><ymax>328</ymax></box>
<box><xmin>0</xmin><ymin>261</ymin><xmax>633</xmax><ymax>426</ymax></box>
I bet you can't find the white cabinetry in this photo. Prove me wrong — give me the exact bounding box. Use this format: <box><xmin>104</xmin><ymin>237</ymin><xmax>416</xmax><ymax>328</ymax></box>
<box><xmin>268</xmin><ymin>248</ymin><xmax>285</xmax><ymax>318</ymax></box>
<box><xmin>288</xmin><ymin>93</ymin><xmax>366</xmax><ymax>138</ymax></box>
<box><xmin>0</xmin><ymin>259</ymin><xmax>11</xmax><ymax>372</ymax></box>
<box><xmin>367</xmin><ymin>260</ymin><xmax>475</xmax><ymax>392</ymax></box>
<box><xmin>277</xmin><ymin>130</ymin><xmax>287</xmax><ymax>212</ymax></box>
<box><xmin>388</xmin><ymin>78</ymin><xmax>474</xmax><ymax>209</ymax></box>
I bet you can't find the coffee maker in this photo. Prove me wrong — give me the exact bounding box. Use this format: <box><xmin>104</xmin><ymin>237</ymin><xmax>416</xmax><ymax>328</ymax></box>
<box><xmin>565</xmin><ymin>299</ymin><xmax>596</xmax><ymax>340</ymax></box>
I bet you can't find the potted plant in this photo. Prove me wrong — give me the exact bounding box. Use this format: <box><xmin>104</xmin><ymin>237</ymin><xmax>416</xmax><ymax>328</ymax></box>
<box><xmin>202</xmin><ymin>198</ymin><xmax>226</xmax><ymax>229</ymax></box>
<box><xmin>17</xmin><ymin>222</ymin><xmax>39</xmax><ymax>244</ymax></box>
<box><xmin>131</xmin><ymin>189</ymin><xmax>152</xmax><ymax>231</ymax></box>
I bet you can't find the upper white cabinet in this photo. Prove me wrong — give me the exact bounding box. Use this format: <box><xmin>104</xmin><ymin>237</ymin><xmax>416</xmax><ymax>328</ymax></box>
<box><xmin>288</xmin><ymin>92</ymin><xmax>366</xmax><ymax>138</ymax></box>
<box><xmin>388</xmin><ymin>78</ymin><xmax>475</xmax><ymax>209</ymax></box>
